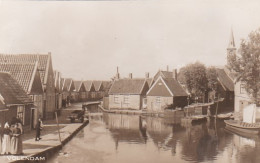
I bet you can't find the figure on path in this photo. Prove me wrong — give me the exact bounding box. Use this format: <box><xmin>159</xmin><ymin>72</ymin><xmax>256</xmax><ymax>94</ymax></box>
<box><xmin>1</xmin><ymin>122</ymin><xmax>11</xmax><ymax>155</ymax></box>
<box><xmin>35</xmin><ymin>118</ymin><xmax>43</xmax><ymax>141</ymax></box>
<box><xmin>10</xmin><ymin>123</ymin><xmax>22</xmax><ymax>155</ymax></box>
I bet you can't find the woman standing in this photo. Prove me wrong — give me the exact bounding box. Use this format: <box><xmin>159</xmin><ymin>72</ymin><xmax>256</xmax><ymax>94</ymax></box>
<box><xmin>1</xmin><ymin>122</ymin><xmax>11</xmax><ymax>155</ymax></box>
<box><xmin>10</xmin><ymin>123</ymin><xmax>21</xmax><ymax>155</ymax></box>
<box><xmin>17</xmin><ymin>121</ymin><xmax>23</xmax><ymax>155</ymax></box>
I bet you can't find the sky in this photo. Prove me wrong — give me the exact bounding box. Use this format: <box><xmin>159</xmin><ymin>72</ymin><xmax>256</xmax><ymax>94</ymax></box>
<box><xmin>0</xmin><ymin>0</ymin><xmax>260</xmax><ymax>80</ymax></box>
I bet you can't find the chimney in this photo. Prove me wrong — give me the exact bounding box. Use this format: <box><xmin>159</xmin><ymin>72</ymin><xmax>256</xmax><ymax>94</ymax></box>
<box><xmin>173</xmin><ymin>69</ymin><xmax>177</xmax><ymax>80</ymax></box>
<box><xmin>116</xmin><ymin>66</ymin><xmax>120</xmax><ymax>79</ymax></box>
<box><xmin>129</xmin><ymin>73</ymin><xmax>133</xmax><ymax>79</ymax></box>
<box><xmin>145</xmin><ymin>72</ymin><xmax>149</xmax><ymax>79</ymax></box>
<box><xmin>167</xmin><ymin>65</ymin><xmax>169</xmax><ymax>71</ymax></box>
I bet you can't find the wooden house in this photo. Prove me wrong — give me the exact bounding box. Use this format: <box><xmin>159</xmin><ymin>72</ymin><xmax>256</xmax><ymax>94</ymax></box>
<box><xmin>0</xmin><ymin>62</ymin><xmax>44</xmax><ymax>128</ymax></box>
<box><xmin>93</xmin><ymin>81</ymin><xmax>104</xmax><ymax>100</ymax></box>
<box><xmin>108</xmin><ymin>79</ymin><xmax>149</xmax><ymax>110</ymax></box>
<box><xmin>146</xmin><ymin>76</ymin><xmax>188</xmax><ymax>111</ymax></box>
<box><xmin>0</xmin><ymin>72</ymin><xmax>34</xmax><ymax>130</ymax></box>
<box><xmin>54</xmin><ymin>71</ymin><xmax>62</xmax><ymax>112</ymax></box>
<box><xmin>83</xmin><ymin>81</ymin><xmax>96</xmax><ymax>101</ymax></box>
<box><xmin>74</xmin><ymin>81</ymin><xmax>87</xmax><ymax>102</ymax></box>
<box><xmin>61</xmin><ymin>78</ymin><xmax>69</xmax><ymax>107</ymax></box>
<box><xmin>62</xmin><ymin>78</ymin><xmax>75</xmax><ymax>103</ymax></box>
<box><xmin>0</xmin><ymin>53</ymin><xmax>56</xmax><ymax>120</ymax></box>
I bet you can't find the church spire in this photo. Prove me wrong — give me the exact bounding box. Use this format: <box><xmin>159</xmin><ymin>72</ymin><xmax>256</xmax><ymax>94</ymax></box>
<box><xmin>227</xmin><ymin>28</ymin><xmax>237</xmax><ymax>65</ymax></box>
<box><xmin>228</xmin><ymin>28</ymin><xmax>236</xmax><ymax>50</ymax></box>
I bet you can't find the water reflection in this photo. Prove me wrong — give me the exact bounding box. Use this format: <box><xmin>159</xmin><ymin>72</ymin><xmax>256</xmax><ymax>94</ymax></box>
<box><xmin>52</xmin><ymin>113</ymin><xmax>260</xmax><ymax>163</ymax></box>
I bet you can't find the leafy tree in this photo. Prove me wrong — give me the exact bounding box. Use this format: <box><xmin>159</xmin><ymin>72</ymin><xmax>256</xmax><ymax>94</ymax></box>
<box><xmin>183</xmin><ymin>62</ymin><xmax>208</xmax><ymax>102</ymax></box>
<box><xmin>228</xmin><ymin>28</ymin><xmax>260</xmax><ymax>106</ymax></box>
<box><xmin>206</xmin><ymin>66</ymin><xmax>219</xmax><ymax>100</ymax></box>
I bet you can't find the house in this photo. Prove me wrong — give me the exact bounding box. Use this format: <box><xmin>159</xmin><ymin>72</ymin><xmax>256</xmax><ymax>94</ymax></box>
<box><xmin>61</xmin><ymin>78</ymin><xmax>69</xmax><ymax>107</ymax></box>
<box><xmin>62</xmin><ymin>78</ymin><xmax>75</xmax><ymax>103</ymax></box>
<box><xmin>102</xmin><ymin>81</ymin><xmax>112</xmax><ymax>97</ymax></box>
<box><xmin>108</xmin><ymin>79</ymin><xmax>149</xmax><ymax>110</ymax></box>
<box><xmin>0</xmin><ymin>72</ymin><xmax>34</xmax><ymax>130</ymax></box>
<box><xmin>74</xmin><ymin>81</ymin><xmax>87</xmax><ymax>102</ymax></box>
<box><xmin>146</xmin><ymin>76</ymin><xmax>188</xmax><ymax>111</ymax></box>
<box><xmin>54</xmin><ymin>71</ymin><xmax>63</xmax><ymax>112</ymax></box>
<box><xmin>154</xmin><ymin>69</ymin><xmax>178</xmax><ymax>81</ymax></box>
<box><xmin>214</xmin><ymin>68</ymin><xmax>234</xmax><ymax>111</ymax></box>
<box><xmin>83</xmin><ymin>81</ymin><xmax>96</xmax><ymax>101</ymax></box>
<box><xmin>0</xmin><ymin>62</ymin><xmax>44</xmax><ymax>128</ymax></box>
<box><xmin>93</xmin><ymin>81</ymin><xmax>104</xmax><ymax>100</ymax></box>
<box><xmin>0</xmin><ymin>53</ymin><xmax>56</xmax><ymax>120</ymax></box>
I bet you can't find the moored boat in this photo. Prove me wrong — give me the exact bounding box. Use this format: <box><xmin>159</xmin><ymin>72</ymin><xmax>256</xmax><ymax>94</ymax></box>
<box><xmin>224</xmin><ymin>120</ymin><xmax>260</xmax><ymax>135</ymax></box>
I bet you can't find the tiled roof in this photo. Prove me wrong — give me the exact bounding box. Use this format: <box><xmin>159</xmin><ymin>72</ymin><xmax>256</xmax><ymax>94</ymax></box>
<box><xmin>164</xmin><ymin>78</ymin><xmax>188</xmax><ymax>96</ymax></box>
<box><xmin>93</xmin><ymin>81</ymin><xmax>103</xmax><ymax>91</ymax></box>
<box><xmin>83</xmin><ymin>81</ymin><xmax>94</xmax><ymax>91</ymax></box>
<box><xmin>154</xmin><ymin>70</ymin><xmax>174</xmax><ymax>80</ymax></box>
<box><xmin>0</xmin><ymin>54</ymin><xmax>50</xmax><ymax>84</ymax></box>
<box><xmin>0</xmin><ymin>72</ymin><xmax>33</xmax><ymax>105</ymax></box>
<box><xmin>109</xmin><ymin>79</ymin><xmax>147</xmax><ymax>95</ymax></box>
<box><xmin>0</xmin><ymin>62</ymin><xmax>37</xmax><ymax>93</ymax></box>
<box><xmin>216</xmin><ymin>68</ymin><xmax>234</xmax><ymax>91</ymax></box>
<box><xmin>146</xmin><ymin>78</ymin><xmax>154</xmax><ymax>88</ymax></box>
<box><xmin>147</xmin><ymin>77</ymin><xmax>188</xmax><ymax>97</ymax></box>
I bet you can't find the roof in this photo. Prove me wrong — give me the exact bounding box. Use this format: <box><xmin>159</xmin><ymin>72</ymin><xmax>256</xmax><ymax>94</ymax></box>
<box><xmin>154</xmin><ymin>70</ymin><xmax>174</xmax><ymax>80</ymax></box>
<box><xmin>74</xmin><ymin>81</ymin><xmax>85</xmax><ymax>92</ymax></box>
<box><xmin>146</xmin><ymin>78</ymin><xmax>154</xmax><ymax>88</ymax></box>
<box><xmin>0</xmin><ymin>62</ymin><xmax>40</xmax><ymax>94</ymax></box>
<box><xmin>109</xmin><ymin>79</ymin><xmax>147</xmax><ymax>95</ymax></box>
<box><xmin>0</xmin><ymin>72</ymin><xmax>33</xmax><ymax>105</ymax></box>
<box><xmin>93</xmin><ymin>81</ymin><xmax>103</xmax><ymax>91</ymax></box>
<box><xmin>0</xmin><ymin>53</ymin><xmax>51</xmax><ymax>85</ymax></box>
<box><xmin>216</xmin><ymin>68</ymin><xmax>234</xmax><ymax>91</ymax></box>
<box><xmin>63</xmin><ymin>78</ymin><xmax>74</xmax><ymax>92</ymax></box>
<box><xmin>83</xmin><ymin>81</ymin><xmax>95</xmax><ymax>92</ymax></box>
<box><xmin>147</xmin><ymin>76</ymin><xmax>188</xmax><ymax>97</ymax></box>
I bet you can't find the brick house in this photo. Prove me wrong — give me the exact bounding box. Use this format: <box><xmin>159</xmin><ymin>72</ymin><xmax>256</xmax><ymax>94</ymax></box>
<box><xmin>146</xmin><ymin>76</ymin><xmax>188</xmax><ymax>111</ymax></box>
<box><xmin>108</xmin><ymin>79</ymin><xmax>149</xmax><ymax>110</ymax></box>
<box><xmin>0</xmin><ymin>72</ymin><xmax>34</xmax><ymax>130</ymax></box>
<box><xmin>0</xmin><ymin>53</ymin><xmax>56</xmax><ymax>120</ymax></box>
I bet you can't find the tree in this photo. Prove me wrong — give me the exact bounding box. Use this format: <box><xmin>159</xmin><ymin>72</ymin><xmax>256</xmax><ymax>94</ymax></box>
<box><xmin>206</xmin><ymin>66</ymin><xmax>219</xmax><ymax>100</ymax></box>
<box><xmin>183</xmin><ymin>62</ymin><xmax>208</xmax><ymax>102</ymax></box>
<box><xmin>228</xmin><ymin>28</ymin><xmax>260</xmax><ymax>106</ymax></box>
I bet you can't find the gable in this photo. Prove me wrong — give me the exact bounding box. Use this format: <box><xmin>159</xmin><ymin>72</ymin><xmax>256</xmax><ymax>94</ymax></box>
<box><xmin>30</xmin><ymin>70</ymin><xmax>43</xmax><ymax>94</ymax></box>
<box><xmin>89</xmin><ymin>84</ymin><xmax>96</xmax><ymax>92</ymax></box>
<box><xmin>147</xmin><ymin>78</ymin><xmax>173</xmax><ymax>97</ymax></box>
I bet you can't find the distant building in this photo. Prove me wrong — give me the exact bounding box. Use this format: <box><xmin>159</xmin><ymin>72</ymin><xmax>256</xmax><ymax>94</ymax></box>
<box><xmin>54</xmin><ymin>71</ymin><xmax>63</xmax><ymax>112</ymax></box>
<box><xmin>83</xmin><ymin>81</ymin><xmax>96</xmax><ymax>101</ymax></box>
<box><xmin>108</xmin><ymin>79</ymin><xmax>149</xmax><ymax>110</ymax></box>
<box><xmin>74</xmin><ymin>81</ymin><xmax>87</xmax><ymax>102</ymax></box>
<box><xmin>0</xmin><ymin>53</ymin><xmax>56</xmax><ymax>120</ymax></box>
<box><xmin>146</xmin><ymin>76</ymin><xmax>188</xmax><ymax>111</ymax></box>
<box><xmin>62</xmin><ymin>78</ymin><xmax>75</xmax><ymax>103</ymax></box>
<box><xmin>0</xmin><ymin>62</ymin><xmax>43</xmax><ymax>128</ymax></box>
<box><xmin>0</xmin><ymin>72</ymin><xmax>33</xmax><ymax>130</ymax></box>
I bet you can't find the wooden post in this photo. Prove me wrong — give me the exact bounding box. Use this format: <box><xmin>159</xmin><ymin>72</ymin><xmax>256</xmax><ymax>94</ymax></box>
<box><xmin>55</xmin><ymin>112</ymin><xmax>62</xmax><ymax>143</ymax></box>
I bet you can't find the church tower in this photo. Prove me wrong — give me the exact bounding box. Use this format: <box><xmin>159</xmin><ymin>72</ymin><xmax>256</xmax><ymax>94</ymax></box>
<box><xmin>227</xmin><ymin>28</ymin><xmax>236</xmax><ymax>64</ymax></box>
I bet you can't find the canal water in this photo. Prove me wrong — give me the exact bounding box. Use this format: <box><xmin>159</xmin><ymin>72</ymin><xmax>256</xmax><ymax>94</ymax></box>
<box><xmin>51</xmin><ymin>113</ymin><xmax>260</xmax><ymax>163</ymax></box>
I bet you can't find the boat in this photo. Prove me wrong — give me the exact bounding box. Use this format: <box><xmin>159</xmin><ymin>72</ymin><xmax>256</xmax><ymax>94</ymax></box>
<box><xmin>215</xmin><ymin>112</ymin><xmax>234</xmax><ymax>120</ymax></box>
<box><xmin>224</xmin><ymin>120</ymin><xmax>260</xmax><ymax>135</ymax></box>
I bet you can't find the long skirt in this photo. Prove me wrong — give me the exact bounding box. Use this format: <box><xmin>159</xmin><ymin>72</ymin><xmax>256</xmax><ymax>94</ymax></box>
<box><xmin>17</xmin><ymin>135</ymin><xmax>23</xmax><ymax>154</ymax></box>
<box><xmin>10</xmin><ymin>136</ymin><xmax>19</xmax><ymax>155</ymax></box>
<box><xmin>1</xmin><ymin>134</ymin><xmax>11</xmax><ymax>154</ymax></box>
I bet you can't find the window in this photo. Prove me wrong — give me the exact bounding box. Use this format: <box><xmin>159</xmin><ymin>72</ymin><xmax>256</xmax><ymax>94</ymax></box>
<box><xmin>114</xmin><ymin>95</ymin><xmax>119</xmax><ymax>103</ymax></box>
<box><xmin>240</xmin><ymin>84</ymin><xmax>246</xmax><ymax>94</ymax></box>
<box><xmin>124</xmin><ymin>95</ymin><xmax>130</xmax><ymax>104</ymax></box>
<box><xmin>156</xmin><ymin>97</ymin><xmax>161</xmax><ymax>106</ymax></box>
<box><xmin>17</xmin><ymin>106</ymin><xmax>25</xmax><ymax>125</ymax></box>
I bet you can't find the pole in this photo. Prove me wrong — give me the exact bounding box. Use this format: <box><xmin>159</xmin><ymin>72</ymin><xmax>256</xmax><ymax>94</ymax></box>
<box><xmin>55</xmin><ymin>112</ymin><xmax>62</xmax><ymax>143</ymax></box>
